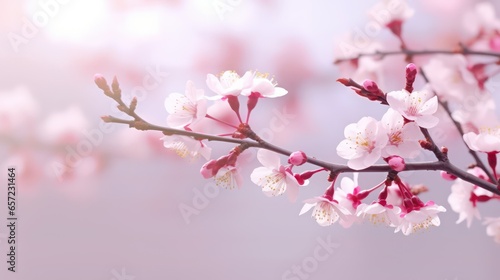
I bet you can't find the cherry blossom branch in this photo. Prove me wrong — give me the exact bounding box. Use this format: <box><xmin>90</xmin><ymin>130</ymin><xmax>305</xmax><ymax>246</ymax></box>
<box><xmin>96</xmin><ymin>74</ymin><xmax>500</xmax><ymax>195</ymax></box>
<box><xmin>101</xmin><ymin>114</ymin><xmax>500</xmax><ymax>195</ymax></box>
<box><xmin>333</xmin><ymin>44</ymin><xmax>500</xmax><ymax>64</ymax></box>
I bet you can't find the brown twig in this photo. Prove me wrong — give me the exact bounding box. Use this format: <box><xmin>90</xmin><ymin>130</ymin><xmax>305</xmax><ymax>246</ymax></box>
<box><xmin>334</xmin><ymin>45</ymin><xmax>500</xmax><ymax>64</ymax></box>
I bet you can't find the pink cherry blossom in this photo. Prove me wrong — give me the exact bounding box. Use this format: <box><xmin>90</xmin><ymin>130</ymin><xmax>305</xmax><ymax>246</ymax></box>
<box><xmin>299</xmin><ymin>196</ymin><xmax>350</xmax><ymax>227</ymax></box>
<box><xmin>39</xmin><ymin>107</ymin><xmax>89</xmax><ymax>145</ymax></box>
<box><xmin>206</xmin><ymin>70</ymin><xmax>254</xmax><ymax>98</ymax></box>
<box><xmin>386</xmin><ymin>89</ymin><xmax>439</xmax><ymax>128</ymax></box>
<box><xmin>422</xmin><ymin>55</ymin><xmax>479</xmax><ymax>102</ymax></box>
<box><xmin>448</xmin><ymin>179</ymin><xmax>481</xmax><ymax>228</ymax></box>
<box><xmin>451</xmin><ymin>93</ymin><xmax>498</xmax><ymax>133</ymax></box>
<box><xmin>0</xmin><ymin>87</ymin><xmax>39</xmax><ymax>133</ymax></box>
<box><xmin>369</xmin><ymin>0</ymin><xmax>414</xmax><ymax>26</ymax></box>
<box><xmin>463</xmin><ymin>126</ymin><xmax>500</xmax><ymax>153</ymax></box>
<box><xmin>336</xmin><ymin>117</ymin><xmax>388</xmax><ymax>170</ymax></box>
<box><xmin>161</xmin><ymin>135</ymin><xmax>211</xmax><ymax>160</ymax></box>
<box><xmin>337</xmin><ymin>42</ymin><xmax>386</xmax><ymax>86</ymax></box>
<box><xmin>463</xmin><ymin>2</ymin><xmax>500</xmax><ymax>37</ymax></box>
<box><xmin>380</xmin><ymin>108</ymin><xmax>421</xmax><ymax>158</ymax></box>
<box><xmin>395</xmin><ymin>202</ymin><xmax>446</xmax><ymax>235</ymax></box>
<box><xmin>483</xmin><ymin>217</ymin><xmax>500</xmax><ymax>244</ymax></box>
<box><xmin>165</xmin><ymin>81</ymin><xmax>207</xmax><ymax>128</ymax></box>
<box><xmin>250</xmin><ymin>149</ymin><xmax>306</xmax><ymax>202</ymax></box>
<box><xmin>334</xmin><ymin>173</ymin><xmax>363</xmax><ymax>228</ymax></box>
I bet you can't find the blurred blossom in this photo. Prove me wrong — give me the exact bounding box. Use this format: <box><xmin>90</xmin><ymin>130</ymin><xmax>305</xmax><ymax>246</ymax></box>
<box><xmin>109</xmin><ymin>128</ymin><xmax>156</xmax><ymax>159</ymax></box>
<box><xmin>335</xmin><ymin>39</ymin><xmax>385</xmax><ymax>85</ymax></box>
<box><xmin>39</xmin><ymin>106</ymin><xmax>89</xmax><ymax>145</ymax></box>
<box><xmin>2</xmin><ymin>150</ymin><xmax>41</xmax><ymax>188</ymax></box>
<box><xmin>0</xmin><ymin>87</ymin><xmax>39</xmax><ymax>133</ymax></box>
<box><xmin>463</xmin><ymin>2</ymin><xmax>500</xmax><ymax>37</ymax></box>
<box><xmin>423</xmin><ymin>55</ymin><xmax>479</xmax><ymax>102</ymax></box>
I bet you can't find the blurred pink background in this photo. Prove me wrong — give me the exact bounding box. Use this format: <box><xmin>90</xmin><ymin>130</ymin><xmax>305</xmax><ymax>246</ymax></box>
<box><xmin>1</xmin><ymin>1</ymin><xmax>500</xmax><ymax>279</ymax></box>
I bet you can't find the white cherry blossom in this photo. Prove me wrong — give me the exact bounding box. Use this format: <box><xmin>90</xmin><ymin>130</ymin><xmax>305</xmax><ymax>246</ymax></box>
<box><xmin>484</xmin><ymin>217</ymin><xmax>500</xmax><ymax>244</ymax></box>
<box><xmin>250</xmin><ymin>149</ymin><xmax>306</xmax><ymax>202</ymax></box>
<box><xmin>299</xmin><ymin>196</ymin><xmax>350</xmax><ymax>227</ymax></box>
<box><xmin>356</xmin><ymin>203</ymin><xmax>402</xmax><ymax>227</ymax></box>
<box><xmin>447</xmin><ymin>179</ymin><xmax>481</xmax><ymax>227</ymax></box>
<box><xmin>206</xmin><ymin>70</ymin><xmax>254</xmax><ymax>98</ymax></box>
<box><xmin>241</xmin><ymin>72</ymin><xmax>288</xmax><ymax>98</ymax></box>
<box><xmin>463</xmin><ymin>126</ymin><xmax>500</xmax><ymax>153</ymax></box>
<box><xmin>386</xmin><ymin>89</ymin><xmax>439</xmax><ymax>128</ymax></box>
<box><xmin>161</xmin><ymin>135</ymin><xmax>211</xmax><ymax>161</ymax></box>
<box><xmin>336</xmin><ymin>117</ymin><xmax>388</xmax><ymax>170</ymax></box>
<box><xmin>165</xmin><ymin>81</ymin><xmax>207</xmax><ymax>128</ymax></box>
<box><xmin>395</xmin><ymin>202</ymin><xmax>446</xmax><ymax>235</ymax></box>
<box><xmin>380</xmin><ymin>108</ymin><xmax>421</xmax><ymax>158</ymax></box>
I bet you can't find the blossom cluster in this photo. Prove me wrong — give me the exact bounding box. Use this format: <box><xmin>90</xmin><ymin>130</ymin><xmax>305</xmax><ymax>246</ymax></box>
<box><xmin>336</xmin><ymin>87</ymin><xmax>437</xmax><ymax>170</ymax></box>
<box><xmin>95</xmin><ymin>0</ymin><xmax>500</xmax><ymax>243</ymax></box>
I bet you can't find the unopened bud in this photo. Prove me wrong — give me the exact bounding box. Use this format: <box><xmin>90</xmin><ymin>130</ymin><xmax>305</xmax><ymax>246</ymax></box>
<box><xmin>101</xmin><ymin>115</ymin><xmax>113</xmax><ymax>122</ymax></box>
<box><xmin>406</xmin><ymin>63</ymin><xmax>417</xmax><ymax>79</ymax></box>
<box><xmin>112</xmin><ymin>76</ymin><xmax>121</xmax><ymax>97</ymax></box>
<box><xmin>337</xmin><ymin>78</ymin><xmax>351</xmax><ymax>86</ymax></box>
<box><xmin>94</xmin><ymin>74</ymin><xmax>110</xmax><ymax>91</ymax></box>
<box><xmin>405</xmin><ymin>63</ymin><xmax>417</xmax><ymax>93</ymax></box>
<box><xmin>200</xmin><ymin>160</ymin><xmax>217</xmax><ymax>179</ymax></box>
<box><xmin>419</xmin><ymin>139</ymin><xmax>433</xmax><ymax>150</ymax></box>
<box><xmin>288</xmin><ymin>151</ymin><xmax>307</xmax><ymax>166</ymax></box>
<box><xmin>362</xmin><ymin>79</ymin><xmax>379</xmax><ymax>93</ymax></box>
<box><xmin>387</xmin><ymin>156</ymin><xmax>405</xmax><ymax>172</ymax></box>
<box><xmin>440</xmin><ymin>171</ymin><xmax>457</xmax><ymax>181</ymax></box>
<box><xmin>130</xmin><ymin>97</ymin><xmax>138</xmax><ymax>112</ymax></box>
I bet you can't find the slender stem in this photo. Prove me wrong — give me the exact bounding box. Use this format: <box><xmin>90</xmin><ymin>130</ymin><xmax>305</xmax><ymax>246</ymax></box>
<box><xmin>205</xmin><ymin>114</ymin><xmax>238</xmax><ymax>129</ymax></box>
<box><xmin>419</xmin><ymin>68</ymin><xmax>497</xmax><ymax>183</ymax></box>
<box><xmin>419</xmin><ymin>127</ymin><xmax>448</xmax><ymax>162</ymax></box>
<box><xmin>365</xmin><ymin>180</ymin><xmax>386</xmax><ymax>194</ymax></box>
<box><xmin>104</xmin><ymin>115</ymin><xmax>500</xmax><ymax>195</ymax></box>
<box><xmin>334</xmin><ymin>46</ymin><xmax>500</xmax><ymax>64</ymax></box>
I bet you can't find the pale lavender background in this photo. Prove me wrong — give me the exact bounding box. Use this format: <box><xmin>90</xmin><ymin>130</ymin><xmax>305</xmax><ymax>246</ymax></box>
<box><xmin>0</xmin><ymin>1</ymin><xmax>500</xmax><ymax>280</ymax></box>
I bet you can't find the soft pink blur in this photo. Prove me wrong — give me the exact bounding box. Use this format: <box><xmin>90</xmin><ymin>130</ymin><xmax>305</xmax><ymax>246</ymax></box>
<box><xmin>1</xmin><ymin>1</ymin><xmax>500</xmax><ymax>280</ymax></box>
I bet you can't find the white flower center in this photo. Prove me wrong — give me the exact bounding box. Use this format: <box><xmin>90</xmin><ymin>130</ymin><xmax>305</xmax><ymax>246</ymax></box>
<box><xmin>219</xmin><ymin>71</ymin><xmax>240</xmax><ymax>89</ymax></box>
<box><xmin>389</xmin><ymin>131</ymin><xmax>403</xmax><ymax>146</ymax></box>
<box><xmin>260</xmin><ymin>172</ymin><xmax>286</xmax><ymax>196</ymax></box>
<box><xmin>479</xmin><ymin>126</ymin><xmax>500</xmax><ymax>136</ymax></box>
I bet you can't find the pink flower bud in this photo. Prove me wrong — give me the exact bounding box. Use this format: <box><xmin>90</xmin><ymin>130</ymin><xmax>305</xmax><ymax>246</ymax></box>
<box><xmin>405</xmin><ymin>63</ymin><xmax>417</xmax><ymax>93</ymax></box>
<box><xmin>288</xmin><ymin>151</ymin><xmax>307</xmax><ymax>166</ymax></box>
<box><xmin>440</xmin><ymin>171</ymin><xmax>457</xmax><ymax>181</ymax></box>
<box><xmin>387</xmin><ymin>156</ymin><xmax>405</xmax><ymax>172</ymax></box>
<box><xmin>94</xmin><ymin>74</ymin><xmax>109</xmax><ymax>91</ymax></box>
<box><xmin>362</xmin><ymin>80</ymin><xmax>379</xmax><ymax>93</ymax></box>
<box><xmin>489</xmin><ymin>36</ymin><xmax>500</xmax><ymax>52</ymax></box>
<box><xmin>200</xmin><ymin>160</ymin><xmax>217</xmax><ymax>179</ymax></box>
<box><xmin>406</xmin><ymin>63</ymin><xmax>417</xmax><ymax>78</ymax></box>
